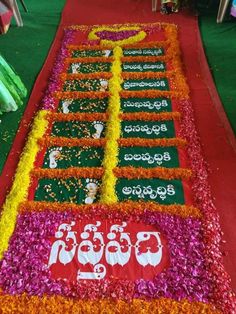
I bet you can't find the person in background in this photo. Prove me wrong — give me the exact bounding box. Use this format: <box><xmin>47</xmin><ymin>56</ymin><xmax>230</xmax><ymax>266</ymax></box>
<box><xmin>0</xmin><ymin>54</ymin><xmax>27</xmax><ymax>114</ymax></box>
<box><xmin>160</xmin><ymin>0</ymin><xmax>196</xmax><ymax>15</ymax></box>
<box><xmin>231</xmin><ymin>0</ymin><xmax>236</xmax><ymax>17</ymax></box>
<box><xmin>160</xmin><ymin>0</ymin><xmax>179</xmax><ymax>14</ymax></box>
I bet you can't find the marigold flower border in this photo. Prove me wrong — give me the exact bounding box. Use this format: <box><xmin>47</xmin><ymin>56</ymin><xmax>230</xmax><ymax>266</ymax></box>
<box><xmin>38</xmin><ymin>136</ymin><xmax>186</xmax><ymax>149</ymax></box>
<box><xmin>100</xmin><ymin>46</ymin><xmax>123</xmax><ymax>204</ymax></box>
<box><xmin>31</xmin><ymin>166</ymin><xmax>192</xmax><ymax>180</ymax></box>
<box><xmin>19</xmin><ymin>200</ymin><xmax>201</xmax><ymax>218</ymax></box>
<box><xmin>0</xmin><ymin>295</ymin><xmax>220</xmax><ymax>314</ymax></box>
<box><xmin>45</xmin><ymin>111</ymin><xmax>181</xmax><ymax>122</ymax></box>
<box><xmin>0</xmin><ymin>110</ymin><xmax>49</xmax><ymax>259</ymax></box>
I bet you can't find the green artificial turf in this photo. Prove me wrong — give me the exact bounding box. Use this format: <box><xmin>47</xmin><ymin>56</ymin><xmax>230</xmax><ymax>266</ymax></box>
<box><xmin>198</xmin><ymin>1</ymin><xmax>236</xmax><ymax>134</ymax></box>
<box><xmin>0</xmin><ymin>0</ymin><xmax>65</xmax><ymax>173</ymax></box>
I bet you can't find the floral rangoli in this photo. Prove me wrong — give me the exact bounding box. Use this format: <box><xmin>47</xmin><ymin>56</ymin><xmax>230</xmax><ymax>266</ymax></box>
<box><xmin>0</xmin><ymin>23</ymin><xmax>235</xmax><ymax>313</ymax></box>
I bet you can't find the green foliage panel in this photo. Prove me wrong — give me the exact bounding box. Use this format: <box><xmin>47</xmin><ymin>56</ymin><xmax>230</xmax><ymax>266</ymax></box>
<box><xmin>116</xmin><ymin>178</ymin><xmax>185</xmax><ymax>204</ymax></box>
<box><xmin>122</xmin><ymin>78</ymin><xmax>169</xmax><ymax>91</ymax></box>
<box><xmin>57</xmin><ymin>98</ymin><xmax>108</xmax><ymax>113</ymax></box>
<box><xmin>68</xmin><ymin>62</ymin><xmax>111</xmax><ymax>73</ymax></box>
<box><xmin>43</xmin><ymin>146</ymin><xmax>104</xmax><ymax>169</ymax></box>
<box><xmin>51</xmin><ymin>120</ymin><xmax>106</xmax><ymax>138</ymax></box>
<box><xmin>118</xmin><ymin>146</ymin><xmax>179</xmax><ymax>168</ymax></box>
<box><xmin>34</xmin><ymin>178</ymin><xmax>101</xmax><ymax>204</ymax></box>
<box><xmin>121</xmin><ymin>97</ymin><xmax>172</xmax><ymax>113</ymax></box>
<box><xmin>72</xmin><ymin>49</ymin><xmax>113</xmax><ymax>58</ymax></box>
<box><xmin>122</xmin><ymin>61</ymin><xmax>166</xmax><ymax>72</ymax></box>
<box><xmin>123</xmin><ymin>48</ymin><xmax>164</xmax><ymax>57</ymax></box>
<box><xmin>121</xmin><ymin>120</ymin><xmax>175</xmax><ymax>138</ymax></box>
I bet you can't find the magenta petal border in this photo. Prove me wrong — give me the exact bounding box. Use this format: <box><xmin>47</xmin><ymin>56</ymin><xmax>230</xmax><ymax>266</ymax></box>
<box><xmin>0</xmin><ymin>211</ymin><xmax>211</xmax><ymax>303</ymax></box>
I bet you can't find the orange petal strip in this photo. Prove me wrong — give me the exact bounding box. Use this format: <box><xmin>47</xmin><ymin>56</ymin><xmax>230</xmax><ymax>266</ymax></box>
<box><xmin>113</xmin><ymin>167</ymin><xmax>192</xmax><ymax>180</ymax></box>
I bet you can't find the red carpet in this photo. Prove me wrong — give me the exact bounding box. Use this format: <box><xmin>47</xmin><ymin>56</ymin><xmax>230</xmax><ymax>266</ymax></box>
<box><xmin>0</xmin><ymin>0</ymin><xmax>235</xmax><ymax>293</ymax></box>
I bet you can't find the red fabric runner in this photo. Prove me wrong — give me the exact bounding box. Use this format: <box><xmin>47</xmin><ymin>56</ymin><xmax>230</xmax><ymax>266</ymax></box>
<box><xmin>0</xmin><ymin>0</ymin><xmax>235</xmax><ymax>290</ymax></box>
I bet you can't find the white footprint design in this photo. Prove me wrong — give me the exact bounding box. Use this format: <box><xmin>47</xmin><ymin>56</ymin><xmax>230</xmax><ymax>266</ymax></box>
<box><xmin>92</xmin><ymin>121</ymin><xmax>104</xmax><ymax>139</ymax></box>
<box><xmin>49</xmin><ymin>148</ymin><xmax>62</xmax><ymax>168</ymax></box>
<box><xmin>71</xmin><ymin>63</ymin><xmax>81</xmax><ymax>73</ymax></box>
<box><xmin>85</xmin><ymin>179</ymin><xmax>99</xmax><ymax>204</ymax></box>
<box><xmin>62</xmin><ymin>99</ymin><xmax>73</xmax><ymax>114</ymax></box>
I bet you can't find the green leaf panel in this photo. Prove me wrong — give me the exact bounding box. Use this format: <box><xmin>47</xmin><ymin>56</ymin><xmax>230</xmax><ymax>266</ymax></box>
<box><xmin>123</xmin><ymin>48</ymin><xmax>164</xmax><ymax>57</ymax></box>
<box><xmin>57</xmin><ymin>98</ymin><xmax>108</xmax><ymax>113</ymax></box>
<box><xmin>122</xmin><ymin>62</ymin><xmax>166</xmax><ymax>72</ymax></box>
<box><xmin>63</xmin><ymin>79</ymin><xmax>109</xmax><ymax>92</ymax></box>
<box><xmin>118</xmin><ymin>146</ymin><xmax>179</xmax><ymax>168</ymax></box>
<box><xmin>68</xmin><ymin>62</ymin><xmax>111</xmax><ymax>73</ymax></box>
<box><xmin>122</xmin><ymin>78</ymin><xmax>169</xmax><ymax>91</ymax></box>
<box><xmin>51</xmin><ymin>121</ymin><xmax>106</xmax><ymax>138</ymax></box>
<box><xmin>72</xmin><ymin>49</ymin><xmax>113</xmax><ymax>58</ymax></box>
<box><xmin>121</xmin><ymin>98</ymin><xmax>172</xmax><ymax>113</ymax></box>
<box><xmin>34</xmin><ymin>178</ymin><xmax>101</xmax><ymax>204</ymax></box>
<box><xmin>43</xmin><ymin>146</ymin><xmax>104</xmax><ymax>169</ymax></box>
<box><xmin>116</xmin><ymin>178</ymin><xmax>185</xmax><ymax>204</ymax></box>
<box><xmin>121</xmin><ymin>120</ymin><xmax>175</xmax><ymax>138</ymax></box>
